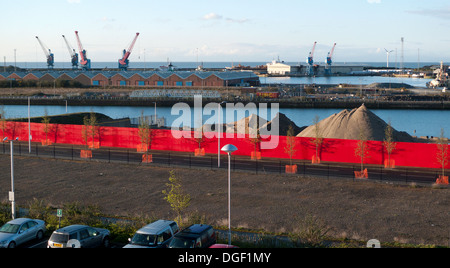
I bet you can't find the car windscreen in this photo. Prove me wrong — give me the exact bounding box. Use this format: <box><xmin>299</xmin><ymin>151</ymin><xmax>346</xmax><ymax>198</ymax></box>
<box><xmin>130</xmin><ymin>233</ymin><xmax>157</xmax><ymax>246</ymax></box>
<box><xmin>170</xmin><ymin>237</ymin><xmax>195</xmax><ymax>248</ymax></box>
<box><xmin>0</xmin><ymin>223</ymin><xmax>20</xmax><ymax>234</ymax></box>
<box><xmin>49</xmin><ymin>233</ymin><xmax>70</xmax><ymax>243</ymax></box>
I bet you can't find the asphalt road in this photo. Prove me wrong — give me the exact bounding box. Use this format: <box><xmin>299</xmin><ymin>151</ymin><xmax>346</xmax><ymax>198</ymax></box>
<box><xmin>1</xmin><ymin>141</ymin><xmax>443</xmax><ymax>187</ymax></box>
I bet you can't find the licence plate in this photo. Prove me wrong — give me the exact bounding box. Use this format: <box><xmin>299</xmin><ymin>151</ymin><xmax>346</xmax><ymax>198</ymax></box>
<box><xmin>53</xmin><ymin>243</ymin><xmax>63</xmax><ymax>248</ymax></box>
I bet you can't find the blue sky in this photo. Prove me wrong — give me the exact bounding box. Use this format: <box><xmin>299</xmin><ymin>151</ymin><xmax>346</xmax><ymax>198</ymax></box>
<box><xmin>2</xmin><ymin>0</ymin><xmax>450</xmax><ymax>64</ymax></box>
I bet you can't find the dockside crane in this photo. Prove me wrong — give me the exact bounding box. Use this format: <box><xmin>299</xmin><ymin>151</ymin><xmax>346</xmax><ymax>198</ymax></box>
<box><xmin>75</xmin><ymin>31</ymin><xmax>91</xmax><ymax>70</ymax></box>
<box><xmin>62</xmin><ymin>35</ymin><xmax>79</xmax><ymax>69</ymax></box>
<box><xmin>35</xmin><ymin>36</ymin><xmax>54</xmax><ymax>69</ymax></box>
<box><xmin>306</xmin><ymin>41</ymin><xmax>317</xmax><ymax>76</ymax></box>
<box><xmin>119</xmin><ymin>33</ymin><xmax>140</xmax><ymax>70</ymax></box>
<box><xmin>325</xmin><ymin>43</ymin><xmax>337</xmax><ymax>76</ymax></box>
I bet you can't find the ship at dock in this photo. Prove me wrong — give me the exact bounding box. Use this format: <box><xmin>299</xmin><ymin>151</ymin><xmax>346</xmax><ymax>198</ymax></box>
<box><xmin>427</xmin><ymin>61</ymin><xmax>449</xmax><ymax>89</ymax></box>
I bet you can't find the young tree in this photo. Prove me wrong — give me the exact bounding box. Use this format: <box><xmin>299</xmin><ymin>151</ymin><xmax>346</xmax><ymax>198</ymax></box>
<box><xmin>162</xmin><ymin>170</ymin><xmax>191</xmax><ymax>225</ymax></box>
<box><xmin>436</xmin><ymin>128</ymin><xmax>448</xmax><ymax>179</ymax></box>
<box><xmin>82</xmin><ymin>112</ymin><xmax>98</xmax><ymax>149</ymax></box>
<box><xmin>42</xmin><ymin>109</ymin><xmax>51</xmax><ymax>145</ymax></box>
<box><xmin>383</xmin><ymin>121</ymin><xmax>397</xmax><ymax>168</ymax></box>
<box><xmin>355</xmin><ymin>127</ymin><xmax>370</xmax><ymax>176</ymax></box>
<box><xmin>138</xmin><ymin>111</ymin><xmax>153</xmax><ymax>158</ymax></box>
<box><xmin>284</xmin><ymin>124</ymin><xmax>297</xmax><ymax>167</ymax></box>
<box><xmin>193</xmin><ymin>126</ymin><xmax>206</xmax><ymax>156</ymax></box>
<box><xmin>311</xmin><ymin>115</ymin><xmax>323</xmax><ymax>164</ymax></box>
<box><xmin>249</xmin><ymin>128</ymin><xmax>262</xmax><ymax>160</ymax></box>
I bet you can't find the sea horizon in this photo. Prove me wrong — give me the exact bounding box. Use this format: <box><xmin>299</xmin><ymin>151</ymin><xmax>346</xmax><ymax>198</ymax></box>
<box><xmin>2</xmin><ymin>61</ymin><xmax>445</xmax><ymax>70</ymax></box>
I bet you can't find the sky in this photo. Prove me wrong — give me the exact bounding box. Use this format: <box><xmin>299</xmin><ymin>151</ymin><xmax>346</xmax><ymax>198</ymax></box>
<box><xmin>2</xmin><ymin>0</ymin><xmax>450</xmax><ymax>65</ymax></box>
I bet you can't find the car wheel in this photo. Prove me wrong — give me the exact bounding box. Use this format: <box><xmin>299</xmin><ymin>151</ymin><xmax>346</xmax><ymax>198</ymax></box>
<box><xmin>102</xmin><ymin>237</ymin><xmax>110</xmax><ymax>248</ymax></box>
<box><xmin>8</xmin><ymin>241</ymin><xmax>16</xmax><ymax>248</ymax></box>
<box><xmin>36</xmin><ymin>230</ymin><xmax>44</xmax><ymax>240</ymax></box>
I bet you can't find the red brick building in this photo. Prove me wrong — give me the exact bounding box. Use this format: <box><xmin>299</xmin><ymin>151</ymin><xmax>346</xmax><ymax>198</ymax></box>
<box><xmin>0</xmin><ymin>70</ymin><xmax>260</xmax><ymax>88</ymax></box>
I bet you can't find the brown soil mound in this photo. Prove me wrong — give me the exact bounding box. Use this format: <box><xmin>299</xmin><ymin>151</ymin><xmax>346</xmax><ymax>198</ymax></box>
<box><xmin>205</xmin><ymin>112</ymin><xmax>304</xmax><ymax>137</ymax></box>
<box><xmin>259</xmin><ymin>112</ymin><xmax>306</xmax><ymax>136</ymax></box>
<box><xmin>297</xmin><ymin>104</ymin><xmax>414</xmax><ymax>142</ymax></box>
<box><xmin>225</xmin><ymin>114</ymin><xmax>267</xmax><ymax>135</ymax></box>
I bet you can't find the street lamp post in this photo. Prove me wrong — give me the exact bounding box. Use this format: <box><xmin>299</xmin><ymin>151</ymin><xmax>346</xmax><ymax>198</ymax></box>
<box><xmin>153</xmin><ymin>102</ymin><xmax>157</xmax><ymax>126</ymax></box>
<box><xmin>221</xmin><ymin>144</ymin><xmax>237</xmax><ymax>245</ymax></box>
<box><xmin>4</xmin><ymin>137</ymin><xmax>18</xmax><ymax>219</ymax></box>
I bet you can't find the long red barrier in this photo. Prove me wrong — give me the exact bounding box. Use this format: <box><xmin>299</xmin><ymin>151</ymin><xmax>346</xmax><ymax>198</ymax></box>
<box><xmin>1</xmin><ymin>121</ymin><xmax>446</xmax><ymax>169</ymax></box>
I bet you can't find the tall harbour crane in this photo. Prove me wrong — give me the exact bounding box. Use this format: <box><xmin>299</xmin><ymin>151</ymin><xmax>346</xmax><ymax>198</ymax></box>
<box><xmin>325</xmin><ymin>43</ymin><xmax>337</xmax><ymax>76</ymax></box>
<box><xmin>35</xmin><ymin>36</ymin><xmax>54</xmax><ymax>69</ymax></box>
<box><xmin>75</xmin><ymin>31</ymin><xmax>91</xmax><ymax>70</ymax></box>
<box><xmin>62</xmin><ymin>35</ymin><xmax>79</xmax><ymax>69</ymax></box>
<box><xmin>306</xmin><ymin>41</ymin><xmax>317</xmax><ymax>76</ymax></box>
<box><xmin>119</xmin><ymin>33</ymin><xmax>140</xmax><ymax>70</ymax></box>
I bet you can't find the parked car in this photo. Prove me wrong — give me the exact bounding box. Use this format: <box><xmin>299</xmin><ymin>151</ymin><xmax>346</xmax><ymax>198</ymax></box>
<box><xmin>169</xmin><ymin>224</ymin><xmax>216</xmax><ymax>248</ymax></box>
<box><xmin>123</xmin><ymin>219</ymin><xmax>179</xmax><ymax>248</ymax></box>
<box><xmin>210</xmin><ymin>244</ymin><xmax>239</xmax><ymax>248</ymax></box>
<box><xmin>0</xmin><ymin>218</ymin><xmax>46</xmax><ymax>248</ymax></box>
<box><xmin>47</xmin><ymin>225</ymin><xmax>110</xmax><ymax>248</ymax></box>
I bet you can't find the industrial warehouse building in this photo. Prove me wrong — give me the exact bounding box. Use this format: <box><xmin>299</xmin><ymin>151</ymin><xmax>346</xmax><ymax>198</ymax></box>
<box><xmin>0</xmin><ymin>70</ymin><xmax>260</xmax><ymax>88</ymax></box>
<box><xmin>266</xmin><ymin>60</ymin><xmax>365</xmax><ymax>76</ymax></box>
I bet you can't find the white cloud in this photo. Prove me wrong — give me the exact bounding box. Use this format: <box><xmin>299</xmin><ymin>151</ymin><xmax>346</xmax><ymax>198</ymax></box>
<box><xmin>225</xmin><ymin>18</ymin><xmax>250</xmax><ymax>24</ymax></box>
<box><xmin>367</xmin><ymin>0</ymin><xmax>381</xmax><ymax>4</ymax></box>
<box><xmin>102</xmin><ymin>17</ymin><xmax>116</xmax><ymax>22</ymax></box>
<box><xmin>202</xmin><ymin>13</ymin><xmax>249</xmax><ymax>24</ymax></box>
<box><xmin>203</xmin><ymin>13</ymin><xmax>223</xmax><ymax>20</ymax></box>
<box><xmin>407</xmin><ymin>7</ymin><xmax>450</xmax><ymax>20</ymax></box>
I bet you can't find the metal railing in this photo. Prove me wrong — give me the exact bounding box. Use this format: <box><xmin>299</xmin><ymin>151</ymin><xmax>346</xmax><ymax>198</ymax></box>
<box><xmin>1</xmin><ymin>141</ymin><xmax>446</xmax><ymax>187</ymax></box>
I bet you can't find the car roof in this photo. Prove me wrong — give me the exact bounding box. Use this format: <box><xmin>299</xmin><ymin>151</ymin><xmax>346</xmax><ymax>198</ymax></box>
<box><xmin>55</xmin><ymin>225</ymin><xmax>88</xmax><ymax>234</ymax></box>
<box><xmin>137</xmin><ymin>220</ymin><xmax>176</xmax><ymax>235</ymax></box>
<box><xmin>175</xmin><ymin>224</ymin><xmax>213</xmax><ymax>238</ymax></box>
<box><xmin>7</xmin><ymin>218</ymin><xmax>32</xmax><ymax>225</ymax></box>
<box><xmin>181</xmin><ymin>224</ymin><xmax>212</xmax><ymax>234</ymax></box>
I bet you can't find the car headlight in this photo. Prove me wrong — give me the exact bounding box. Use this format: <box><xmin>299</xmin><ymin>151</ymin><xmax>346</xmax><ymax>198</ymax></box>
<box><xmin>0</xmin><ymin>240</ymin><xmax>8</xmax><ymax>247</ymax></box>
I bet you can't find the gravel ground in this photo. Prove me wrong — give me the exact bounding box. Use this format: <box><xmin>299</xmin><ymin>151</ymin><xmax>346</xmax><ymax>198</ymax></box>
<box><xmin>0</xmin><ymin>155</ymin><xmax>449</xmax><ymax>246</ymax></box>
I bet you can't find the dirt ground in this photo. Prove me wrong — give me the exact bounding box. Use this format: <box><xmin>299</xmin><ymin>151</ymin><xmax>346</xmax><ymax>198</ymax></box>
<box><xmin>0</xmin><ymin>155</ymin><xmax>449</xmax><ymax>247</ymax></box>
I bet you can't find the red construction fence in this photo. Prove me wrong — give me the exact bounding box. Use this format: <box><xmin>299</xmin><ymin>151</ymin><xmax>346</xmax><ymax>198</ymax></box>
<box><xmin>1</xmin><ymin>121</ymin><xmax>448</xmax><ymax>170</ymax></box>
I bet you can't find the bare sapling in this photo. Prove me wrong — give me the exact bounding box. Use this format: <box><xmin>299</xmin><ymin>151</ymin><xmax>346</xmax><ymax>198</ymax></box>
<box><xmin>311</xmin><ymin>115</ymin><xmax>323</xmax><ymax>164</ymax></box>
<box><xmin>355</xmin><ymin>127</ymin><xmax>370</xmax><ymax>175</ymax></box>
<box><xmin>42</xmin><ymin>109</ymin><xmax>51</xmax><ymax>145</ymax></box>
<box><xmin>284</xmin><ymin>125</ymin><xmax>297</xmax><ymax>172</ymax></box>
<box><xmin>436</xmin><ymin>128</ymin><xmax>448</xmax><ymax>178</ymax></box>
<box><xmin>383</xmin><ymin>121</ymin><xmax>397</xmax><ymax>168</ymax></box>
<box><xmin>138</xmin><ymin>111</ymin><xmax>153</xmax><ymax>155</ymax></box>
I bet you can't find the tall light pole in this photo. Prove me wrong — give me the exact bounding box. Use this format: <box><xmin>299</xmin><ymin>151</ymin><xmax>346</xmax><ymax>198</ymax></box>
<box><xmin>153</xmin><ymin>102</ymin><xmax>157</xmax><ymax>126</ymax></box>
<box><xmin>28</xmin><ymin>97</ymin><xmax>31</xmax><ymax>153</ymax></box>
<box><xmin>217</xmin><ymin>101</ymin><xmax>226</xmax><ymax>168</ymax></box>
<box><xmin>221</xmin><ymin>144</ymin><xmax>237</xmax><ymax>245</ymax></box>
<box><xmin>4</xmin><ymin>137</ymin><xmax>18</xmax><ymax>219</ymax></box>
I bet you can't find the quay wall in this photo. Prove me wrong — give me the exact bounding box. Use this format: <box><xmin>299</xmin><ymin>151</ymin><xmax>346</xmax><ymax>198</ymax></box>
<box><xmin>1</xmin><ymin>97</ymin><xmax>450</xmax><ymax>110</ymax></box>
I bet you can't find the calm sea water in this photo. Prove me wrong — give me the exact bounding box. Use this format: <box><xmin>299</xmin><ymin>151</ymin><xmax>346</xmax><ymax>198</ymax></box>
<box><xmin>263</xmin><ymin>76</ymin><xmax>433</xmax><ymax>88</ymax></box>
<box><xmin>2</xmin><ymin>104</ymin><xmax>449</xmax><ymax>139</ymax></box>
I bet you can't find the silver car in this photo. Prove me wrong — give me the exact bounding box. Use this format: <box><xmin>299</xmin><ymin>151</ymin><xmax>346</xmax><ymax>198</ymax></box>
<box><xmin>47</xmin><ymin>225</ymin><xmax>110</xmax><ymax>248</ymax></box>
<box><xmin>0</xmin><ymin>218</ymin><xmax>46</xmax><ymax>248</ymax></box>
<box><xmin>123</xmin><ymin>220</ymin><xmax>179</xmax><ymax>248</ymax></box>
